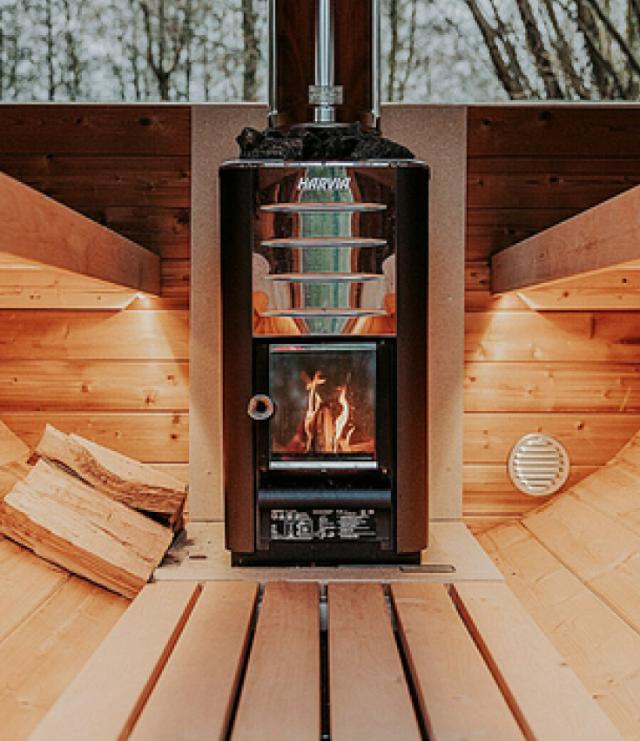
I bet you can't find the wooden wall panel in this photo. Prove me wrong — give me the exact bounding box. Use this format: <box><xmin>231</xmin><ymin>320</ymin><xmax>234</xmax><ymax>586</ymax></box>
<box><xmin>0</xmin><ymin>106</ymin><xmax>190</xmax><ymax>469</ymax></box>
<box><xmin>466</xmin><ymin>105</ymin><xmax>640</xmax><ymax>530</ymax></box>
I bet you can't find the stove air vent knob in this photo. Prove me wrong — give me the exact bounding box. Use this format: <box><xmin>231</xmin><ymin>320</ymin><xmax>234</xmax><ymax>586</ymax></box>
<box><xmin>247</xmin><ymin>394</ymin><xmax>275</xmax><ymax>421</ymax></box>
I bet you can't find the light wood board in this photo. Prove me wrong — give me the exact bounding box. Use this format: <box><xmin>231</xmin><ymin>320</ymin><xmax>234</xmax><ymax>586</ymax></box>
<box><xmin>154</xmin><ymin>520</ymin><xmax>502</xmax><ymax>583</ymax></box>
<box><xmin>329</xmin><ymin>582</ymin><xmax>420</xmax><ymax>741</ymax></box>
<box><xmin>392</xmin><ymin>583</ymin><xmax>522</xmax><ymax>740</ymax></box>
<box><xmin>131</xmin><ymin>582</ymin><xmax>258</xmax><ymax>741</ymax></box>
<box><xmin>452</xmin><ymin>581</ymin><xmax>622</xmax><ymax>740</ymax></box>
<box><xmin>31</xmin><ymin>581</ymin><xmax>200</xmax><ymax>741</ymax></box>
<box><xmin>232</xmin><ymin>582</ymin><xmax>320</xmax><ymax>741</ymax></box>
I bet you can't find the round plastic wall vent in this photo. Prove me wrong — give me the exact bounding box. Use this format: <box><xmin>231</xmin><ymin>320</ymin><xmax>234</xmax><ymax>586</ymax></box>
<box><xmin>507</xmin><ymin>433</ymin><xmax>570</xmax><ymax>496</ymax></box>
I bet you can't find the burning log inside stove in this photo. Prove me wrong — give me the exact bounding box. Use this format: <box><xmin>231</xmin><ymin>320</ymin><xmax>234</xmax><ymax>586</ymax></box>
<box><xmin>286</xmin><ymin>370</ymin><xmax>372</xmax><ymax>454</ymax></box>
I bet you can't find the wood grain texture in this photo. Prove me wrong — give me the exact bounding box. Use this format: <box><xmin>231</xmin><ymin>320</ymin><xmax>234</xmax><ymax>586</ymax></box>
<box><xmin>0</xmin><ymin>172</ymin><xmax>160</xmax><ymax>294</ymax></box>
<box><xmin>31</xmin><ymin>581</ymin><xmax>200</xmax><ymax>741</ymax></box>
<box><xmin>0</xmin><ymin>419</ymin><xmax>29</xmax><ymax>465</ymax></box>
<box><xmin>0</xmin><ymin>310</ymin><xmax>188</xmax><ymax>360</ymax></box>
<box><xmin>1</xmin><ymin>412</ymin><xmax>188</xmax><ymax>462</ymax></box>
<box><xmin>464</xmin><ymin>413</ymin><xmax>637</xmax><ymax>464</ymax></box>
<box><xmin>0</xmin><ymin>536</ymin><xmax>67</xmax><ymax>644</ymax></box>
<box><xmin>0</xmin><ymin>104</ymin><xmax>191</xmax><ymax>479</ymax></box>
<box><xmin>524</xmin><ymin>492</ymin><xmax>640</xmax><ymax>635</ymax></box>
<box><xmin>480</xmin><ymin>523</ymin><xmax>640</xmax><ymax>739</ymax></box>
<box><xmin>0</xmin><ymin>106</ymin><xmax>190</xmax><ymax>156</ymax></box>
<box><xmin>0</xmin><ymin>155</ymin><xmax>190</xmax><ymax>208</ymax></box>
<box><xmin>131</xmin><ymin>582</ymin><xmax>258</xmax><ymax>741</ymax></box>
<box><xmin>0</xmin><ymin>459</ymin><xmax>173</xmax><ymax>598</ymax></box>
<box><xmin>36</xmin><ymin>425</ymin><xmax>187</xmax><ymax>529</ymax></box>
<box><xmin>467</xmin><ymin>207</ymin><xmax>580</xmax><ymax>261</ymax></box>
<box><xmin>329</xmin><ymin>582</ymin><xmax>420</xmax><ymax>741</ymax></box>
<box><xmin>467</xmin><ymin>106</ymin><xmax>640</xmax><ymax>157</ymax></box>
<box><xmin>391</xmin><ymin>583</ymin><xmax>522</xmax><ymax>740</ymax></box>
<box><xmin>0</xmin><ymin>576</ymin><xmax>127</xmax><ymax>741</ymax></box>
<box><xmin>452</xmin><ymin>581</ymin><xmax>623</xmax><ymax>741</ymax></box>
<box><xmin>233</xmin><ymin>581</ymin><xmax>320</xmax><ymax>741</ymax></box>
<box><xmin>465</xmin><ymin>362</ymin><xmax>640</xmax><ymax>412</ymax></box>
<box><xmin>519</xmin><ymin>267</ymin><xmax>640</xmax><ymax>310</ymax></box>
<box><xmin>492</xmin><ymin>186</ymin><xmax>640</xmax><ymax>292</ymax></box>
<box><xmin>465</xmin><ymin>106</ymin><xmax>640</xmax><ymax>524</ymax></box>
<box><xmin>0</xmin><ymin>359</ymin><xmax>188</xmax><ymax>410</ymax></box>
<box><xmin>79</xmin><ymin>206</ymin><xmax>190</xmax><ymax>259</ymax></box>
<box><xmin>465</xmin><ymin>311</ymin><xmax>640</xmax><ymax>362</ymax></box>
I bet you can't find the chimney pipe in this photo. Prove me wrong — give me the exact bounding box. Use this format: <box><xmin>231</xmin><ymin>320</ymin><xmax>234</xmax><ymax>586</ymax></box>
<box><xmin>268</xmin><ymin>0</ymin><xmax>380</xmax><ymax>131</ymax></box>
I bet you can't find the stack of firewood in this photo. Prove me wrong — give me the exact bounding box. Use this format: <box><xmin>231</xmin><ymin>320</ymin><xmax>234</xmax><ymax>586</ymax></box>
<box><xmin>0</xmin><ymin>422</ymin><xmax>187</xmax><ymax>598</ymax></box>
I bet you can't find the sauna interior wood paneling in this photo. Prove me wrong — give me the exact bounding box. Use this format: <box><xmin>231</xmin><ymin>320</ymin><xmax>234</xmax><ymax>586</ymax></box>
<box><xmin>466</xmin><ymin>105</ymin><xmax>640</xmax><ymax>531</ymax></box>
<box><xmin>0</xmin><ymin>106</ymin><xmax>190</xmax><ymax>475</ymax></box>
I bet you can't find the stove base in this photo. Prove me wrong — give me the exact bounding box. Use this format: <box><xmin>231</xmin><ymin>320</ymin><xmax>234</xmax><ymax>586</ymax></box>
<box><xmin>231</xmin><ymin>544</ymin><xmax>421</xmax><ymax>567</ymax></box>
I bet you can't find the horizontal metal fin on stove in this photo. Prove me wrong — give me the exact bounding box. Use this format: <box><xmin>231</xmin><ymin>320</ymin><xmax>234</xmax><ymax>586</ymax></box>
<box><xmin>260</xmin><ymin>202</ymin><xmax>386</xmax><ymax>213</ymax></box>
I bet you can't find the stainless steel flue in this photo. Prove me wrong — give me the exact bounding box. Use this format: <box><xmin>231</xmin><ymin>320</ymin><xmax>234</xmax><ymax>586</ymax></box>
<box><xmin>268</xmin><ymin>0</ymin><xmax>380</xmax><ymax>130</ymax></box>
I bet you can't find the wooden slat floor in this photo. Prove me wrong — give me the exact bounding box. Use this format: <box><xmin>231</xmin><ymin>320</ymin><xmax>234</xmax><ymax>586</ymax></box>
<box><xmin>28</xmin><ymin>579</ymin><xmax>618</xmax><ymax>741</ymax></box>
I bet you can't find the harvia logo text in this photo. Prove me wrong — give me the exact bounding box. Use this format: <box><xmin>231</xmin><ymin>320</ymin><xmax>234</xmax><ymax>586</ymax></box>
<box><xmin>297</xmin><ymin>176</ymin><xmax>352</xmax><ymax>192</ymax></box>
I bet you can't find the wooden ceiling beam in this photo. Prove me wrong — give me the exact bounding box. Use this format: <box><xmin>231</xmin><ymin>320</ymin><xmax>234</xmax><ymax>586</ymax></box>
<box><xmin>491</xmin><ymin>185</ymin><xmax>640</xmax><ymax>294</ymax></box>
<box><xmin>0</xmin><ymin>172</ymin><xmax>160</xmax><ymax>295</ymax></box>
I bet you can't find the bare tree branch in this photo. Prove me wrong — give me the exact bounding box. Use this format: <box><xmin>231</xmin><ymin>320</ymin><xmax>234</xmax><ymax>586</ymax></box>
<box><xmin>541</xmin><ymin>0</ymin><xmax>590</xmax><ymax>98</ymax></box>
<box><xmin>515</xmin><ymin>0</ymin><xmax>564</xmax><ymax>97</ymax></box>
<box><xmin>464</xmin><ymin>0</ymin><xmax>529</xmax><ymax>99</ymax></box>
<box><xmin>585</xmin><ymin>0</ymin><xmax>640</xmax><ymax>77</ymax></box>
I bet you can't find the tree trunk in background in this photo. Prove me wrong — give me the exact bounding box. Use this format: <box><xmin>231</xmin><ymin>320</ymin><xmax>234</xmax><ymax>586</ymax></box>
<box><xmin>242</xmin><ymin>0</ymin><xmax>259</xmax><ymax>101</ymax></box>
<box><xmin>140</xmin><ymin>0</ymin><xmax>190</xmax><ymax>101</ymax></box>
<box><xmin>61</xmin><ymin>0</ymin><xmax>83</xmax><ymax>100</ymax></box>
<box><xmin>45</xmin><ymin>0</ymin><xmax>55</xmax><ymax>100</ymax></box>
<box><xmin>515</xmin><ymin>0</ymin><xmax>563</xmax><ymax>97</ymax></box>
<box><xmin>386</xmin><ymin>0</ymin><xmax>399</xmax><ymax>101</ymax></box>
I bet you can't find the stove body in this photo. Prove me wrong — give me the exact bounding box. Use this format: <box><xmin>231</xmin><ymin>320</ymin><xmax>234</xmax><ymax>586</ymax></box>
<box><xmin>221</xmin><ymin>160</ymin><xmax>428</xmax><ymax>564</ymax></box>
<box><xmin>220</xmin><ymin>0</ymin><xmax>428</xmax><ymax>564</ymax></box>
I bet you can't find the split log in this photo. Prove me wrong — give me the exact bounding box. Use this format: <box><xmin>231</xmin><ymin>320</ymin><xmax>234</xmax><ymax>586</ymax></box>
<box><xmin>0</xmin><ymin>459</ymin><xmax>172</xmax><ymax>598</ymax></box>
<box><xmin>35</xmin><ymin>425</ymin><xmax>186</xmax><ymax>531</ymax></box>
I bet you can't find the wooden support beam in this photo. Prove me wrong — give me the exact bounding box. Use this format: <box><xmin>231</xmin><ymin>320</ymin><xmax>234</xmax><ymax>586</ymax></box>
<box><xmin>491</xmin><ymin>185</ymin><xmax>640</xmax><ymax>293</ymax></box>
<box><xmin>0</xmin><ymin>172</ymin><xmax>160</xmax><ymax>294</ymax></box>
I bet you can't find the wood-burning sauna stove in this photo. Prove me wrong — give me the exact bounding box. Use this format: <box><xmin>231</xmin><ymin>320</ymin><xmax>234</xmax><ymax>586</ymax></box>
<box><xmin>221</xmin><ymin>0</ymin><xmax>429</xmax><ymax>565</ymax></box>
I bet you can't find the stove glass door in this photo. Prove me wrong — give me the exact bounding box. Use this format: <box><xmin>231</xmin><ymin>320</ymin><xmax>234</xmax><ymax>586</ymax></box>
<box><xmin>268</xmin><ymin>342</ymin><xmax>377</xmax><ymax>470</ymax></box>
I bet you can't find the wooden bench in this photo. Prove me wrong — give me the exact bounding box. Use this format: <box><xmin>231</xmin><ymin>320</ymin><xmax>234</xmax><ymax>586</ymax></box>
<box><xmin>31</xmin><ymin>579</ymin><xmax>620</xmax><ymax>741</ymax></box>
<box><xmin>479</xmin><ymin>428</ymin><xmax>640</xmax><ymax>739</ymax></box>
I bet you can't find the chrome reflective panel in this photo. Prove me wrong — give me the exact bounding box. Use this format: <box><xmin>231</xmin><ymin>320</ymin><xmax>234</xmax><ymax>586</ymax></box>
<box><xmin>253</xmin><ymin>164</ymin><xmax>396</xmax><ymax>336</ymax></box>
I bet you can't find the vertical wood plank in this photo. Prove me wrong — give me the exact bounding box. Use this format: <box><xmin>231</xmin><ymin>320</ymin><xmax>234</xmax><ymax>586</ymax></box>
<box><xmin>329</xmin><ymin>582</ymin><xmax>420</xmax><ymax>741</ymax></box>
<box><xmin>131</xmin><ymin>582</ymin><xmax>258</xmax><ymax>741</ymax></box>
<box><xmin>391</xmin><ymin>583</ymin><xmax>522</xmax><ymax>740</ymax></box>
<box><xmin>232</xmin><ymin>581</ymin><xmax>320</xmax><ymax>741</ymax></box>
<box><xmin>30</xmin><ymin>581</ymin><xmax>201</xmax><ymax>741</ymax></box>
